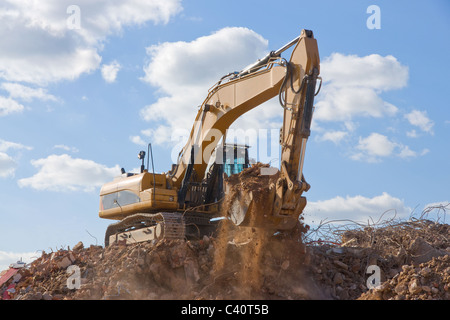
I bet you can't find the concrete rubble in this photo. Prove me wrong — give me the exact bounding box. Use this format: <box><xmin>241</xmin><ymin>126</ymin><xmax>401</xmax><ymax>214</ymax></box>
<box><xmin>1</xmin><ymin>217</ymin><xmax>448</xmax><ymax>300</ymax></box>
<box><xmin>1</xmin><ymin>165</ymin><xmax>448</xmax><ymax>300</ymax></box>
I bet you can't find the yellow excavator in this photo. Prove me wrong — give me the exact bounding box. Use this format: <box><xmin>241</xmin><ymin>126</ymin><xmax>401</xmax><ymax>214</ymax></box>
<box><xmin>99</xmin><ymin>29</ymin><xmax>321</xmax><ymax>246</ymax></box>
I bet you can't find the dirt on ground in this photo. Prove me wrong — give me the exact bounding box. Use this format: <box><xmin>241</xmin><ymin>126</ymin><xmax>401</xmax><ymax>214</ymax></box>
<box><xmin>1</xmin><ymin>164</ymin><xmax>449</xmax><ymax>300</ymax></box>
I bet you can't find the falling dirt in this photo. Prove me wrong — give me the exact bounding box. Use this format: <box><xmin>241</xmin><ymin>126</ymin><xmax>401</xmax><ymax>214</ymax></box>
<box><xmin>222</xmin><ymin>163</ymin><xmax>280</xmax><ymax>228</ymax></box>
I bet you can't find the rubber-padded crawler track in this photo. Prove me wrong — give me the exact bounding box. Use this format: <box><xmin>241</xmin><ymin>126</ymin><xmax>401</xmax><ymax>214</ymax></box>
<box><xmin>104</xmin><ymin>212</ymin><xmax>185</xmax><ymax>246</ymax></box>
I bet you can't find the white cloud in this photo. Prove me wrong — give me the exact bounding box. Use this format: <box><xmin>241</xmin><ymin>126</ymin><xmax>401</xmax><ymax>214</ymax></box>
<box><xmin>404</xmin><ymin>109</ymin><xmax>434</xmax><ymax>134</ymax></box>
<box><xmin>18</xmin><ymin>154</ymin><xmax>120</xmax><ymax>192</ymax></box>
<box><xmin>0</xmin><ymin>139</ymin><xmax>32</xmax><ymax>153</ymax></box>
<box><xmin>0</xmin><ymin>152</ymin><xmax>16</xmax><ymax>178</ymax></box>
<box><xmin>397</xmin><ymin>145</ymin><xmax>417</xmax><ymax>158</ymax></box>
<box><xmin>141</xmin><ymin>125</ymin><xmax>179</xmax><ymax>146</ymax></box>
<box><xmin>141</xmin><ymin>27</ymin><xmax>268</xmax><ymax>91</ymax></box>
<box><xmin>0</xmin><ymin>96</ymin><xmax>24</xmax><ymax>116</ymax></box>
<box><xmin>0</xmin><ymin>139</ymin><xmax>32</xmax><ymax>178</ymax></box>
<box><xmin>314</xmin><ymin>53</ymin><xmax>407</xmax><ymax>122</ymax></box>
<box><xmin>312</xmin><ymin>53</ymin><xmax>435</xmax><ymax>165</ymax></box>
<box><xmin>130</xmin><ymin>135</ymin><xmax>147</xmax><ymax>146</ymax></box>
<box><xmin>406</xmin><ymin>129</ymin><xmax>418</xmax><ymax>138</ymax></box>
<box><xmin>0</xmin><ymin>82</ymin><xmax>58</xmax><ymax>102</ymax></box>
<box><xmin>351</xmin><ymin>132</ymin><xmax>428</xmax><ymax>162</ymax></box>
<box><xmin>0</xmin><ymin>0</ymin><xmax>182</xmax><ymax>85</ymax></box>
<box><xmin>319</xmin><ymin>53</ymin><xmax>409</xmax><ymax>91</ymax></box>
<box><xmin>101</xmin><ymin>61</ymin><xmax>121</xmax><ymax>83</ymax></box>
<box><xmin>304</xmin><ymin>192</ymin><xmax>411</xmax><ymax>226</ymax></box>
<box><xmin>398</xmin><ymin>145</ymin><xmax>430</xmax><ymax>159</ymax></box>
<box><xmin>318</xmin><ymin>130</ymin><xmax>348</xmax><ymax>144</ymax></box>
<box><xmin>53</xmin><ymin>144</ymin><xmax>79</xmax><ymax>153</ymax></box>
<box><xmin>314</xmin><ymin>86</ymin><xmax>398</xmax><ymax>122</ymax></box>
<box><xmin>140</xmin><ymin>27</ymin><xmax>270</xmax><ymax>145</ymax></box>
<box><xmin>353</xmin><ymin>133</ymin><xmax>397</xmax><ymax>161</ymax></box>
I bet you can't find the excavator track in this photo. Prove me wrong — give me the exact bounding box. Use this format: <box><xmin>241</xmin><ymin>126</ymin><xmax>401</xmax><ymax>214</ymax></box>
<box><xmin>104</xmin><ymin>212</ymin><xmax>217</xmax><ymax>246</ymax></box>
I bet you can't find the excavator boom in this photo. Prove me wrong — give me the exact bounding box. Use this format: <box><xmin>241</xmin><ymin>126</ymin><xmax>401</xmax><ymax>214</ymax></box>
<box><xmin>171</xmin><ymin>29</ymin><xmax>320</xmax><ymax>190</ymax></box>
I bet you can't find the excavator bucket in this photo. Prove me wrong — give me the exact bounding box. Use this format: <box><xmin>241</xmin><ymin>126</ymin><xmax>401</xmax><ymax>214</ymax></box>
<box><xmin>223</xmin><ymin>164</ymin><xmax>299</xmax><ymax>231</ymax></box>
<box><xmin>226</xmin><ymin>187</ymin><xmax>273</xmax><ymax>228</ymax></box>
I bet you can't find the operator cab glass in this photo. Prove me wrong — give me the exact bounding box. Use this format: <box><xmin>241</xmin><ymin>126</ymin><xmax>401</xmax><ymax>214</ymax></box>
<box><xmin>223</xmin><ymin>143</ymin><xmax>249</xmax><ymax>176</ymax></box>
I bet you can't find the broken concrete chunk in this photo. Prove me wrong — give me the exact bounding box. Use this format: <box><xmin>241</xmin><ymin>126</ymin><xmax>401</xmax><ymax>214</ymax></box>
<box><xmin>409</xmin><ymin>237</ymin><xmax>447</xmax><ymax>265</ymax></box>
<box><xmin>57</xmin><ymin>257</ymin><xmax>72</xmax><ymax>269</ymax></box>
<box><xmin>72</xmin><ymin>241</ymin><xmax>84</xmax><ymax>251</ymax></box>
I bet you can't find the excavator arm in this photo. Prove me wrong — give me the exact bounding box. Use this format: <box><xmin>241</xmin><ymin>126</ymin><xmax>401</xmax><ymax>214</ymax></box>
<box><xmin>171</xmin><ymin>29</ymin><xmax>320</xmax><ymax>230</ymax></box>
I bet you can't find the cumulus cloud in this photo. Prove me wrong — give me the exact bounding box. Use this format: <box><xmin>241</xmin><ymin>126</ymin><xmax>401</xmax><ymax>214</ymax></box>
<box><xmin>53</xmin><ymin>144</ymin><xmax>79</xmax><ymax>153</ymax></box>
<box><xmin>352</xmin><ymin>133</ymin><xmax>397</xmax><ymax>161</ymax></box>
<box><xmin>351</xmin><ymin>132</ymin><xmax>428</xmax><ymax>162</ymax></box>
<box><xmin>139</xmin><ymin>34</ymin><xmax>429</xmax><ymax>167</ymax></box>
<box><xmin>0</xmin><ymin>82</ymin><xmax>58</xmax><ymax>102</ymax></box>
<box><xmin>314</xmin><ymin>53</ymin><xmax>408</xmax><ymax>122</ymax></box>
<box><xmin>404</xmin><ymin>109</ymin><xmax>434</xmax><ymax>135</ymax></box>
<box><xmin>0</xmin><ymin>139</ymin><xmax>32</xmax><ymax>153</ymax></box>
<box><xmin>312</xmin><ymin>53</ymin><xmax>432</xmax><ymax>163</ymax></box>
<box><xmin>18</xmin><ymin>154</ymin><xmax>120</xmax><ymax>192</ymax></box>
<box><xmin>0</xmin><ymin>96</ymin><xmax>24</xmax><ymax>116</ymax></box>
<box><xmin>0</xmin><ymin>82</ymin><xmax>61</xmax><ymax>117</ymax></box>
<box><xmin>317</xmin><ymin>130</ymin><xmax>349</xmax><ymax>144</ymax></box>
<box><xmin>141</xmin><ymin>27</ymin><xmax>267</xmax><ymax>91</ymax></box>
<box><xmin>314</xmin><ymin>86</ymin><xmax>399</xmax><ymax>122</ymax></box>
<box><xmin>0</xmin><ymin>139</ymin><xmax>32</xmax><ymax>178</ymax></box>
<box><xmin>304</xmin><ymin>192</ymin><xmax>411</xmax><ymax>226</ymax></box>
<box><xmin>318</xmin><ymin>53</ymin><xmax>409</xmax><ymax>91</ymax></box>
<box><xmin>101</xmin><ymin>61</ymin><xmax>121</xmax><ymax>83</ymax></box>
<box><xmin>0</xmin><ymin>152</ymin><xmax>16</xmax><ymax>178</ymax></box>
<box><xmin>140</xmin><ymin>27</ymin><xmax>271</xmax><ymax>145</ymax></box>
<box><xmin>0</xmin><ymin>0</ymin><xmax>182</xmax><ymax>85</ymax></box>
<box><xmin>130</xmin><ymin>135</ymin><xmax>147</xmax><ymax>146</ymax></box>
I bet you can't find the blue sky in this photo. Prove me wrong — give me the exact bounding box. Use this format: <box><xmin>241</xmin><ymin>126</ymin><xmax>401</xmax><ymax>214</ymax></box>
<box><xmin>1</xmin><ymin>0</ymin><xmax>449</xmax><ymax>270</ymax></box>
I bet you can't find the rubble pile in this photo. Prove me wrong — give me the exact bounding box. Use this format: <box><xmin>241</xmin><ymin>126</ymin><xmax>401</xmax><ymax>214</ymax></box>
<box><xmin>1</xmin><ymin>217</ymin><xmax>448</xmax><ymax>300</ymax></box>
<box><xmin>359</xmin><ymin>254</ymin><xmax>450</xmax><ymax>300</ymax></box>
<box><xmin>1</xmin><ymin>224</ymin><xmax>317</xmax><ymax>300</ymax></box>
<box><xmin>345</xmin><ymin>220</ymin><xmax>450</xmax><ymax>300</ymax></box>
<box><xmin>1</xmin><ymin>164</ymin><xmax>448</xmax><ymax>300</ymax></box>
<box><xmin>305</xmin><ymin>245</ymin><xmax>380</xmax><ymax>300</ymax></box>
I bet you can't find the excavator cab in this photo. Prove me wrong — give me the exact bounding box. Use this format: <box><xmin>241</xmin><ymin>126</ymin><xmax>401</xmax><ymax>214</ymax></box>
<box><xmin>223</xmin><ymin>143</ymin><xmax>250</xmax><ymax>177</ymax></box>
